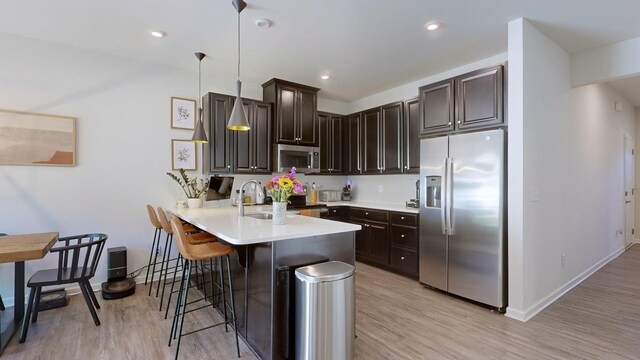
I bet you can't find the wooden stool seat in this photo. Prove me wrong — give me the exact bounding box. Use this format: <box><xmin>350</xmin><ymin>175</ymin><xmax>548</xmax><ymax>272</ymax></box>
<box><xmin>188</xmin><ymin>232</ymin><xmax>219</xmax><ymax>245</ymax></box>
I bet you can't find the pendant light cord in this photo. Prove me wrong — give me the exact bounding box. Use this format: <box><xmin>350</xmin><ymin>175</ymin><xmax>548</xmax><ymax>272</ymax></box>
<box><xmin>198</xmin><ymin>59</ymin><xmax>202</xmax><ymax>102</ymax></box>
<box><xmin>237</xmin><ymin>11</ymin><xmax>241</xmax><ymax>80</ymax></box>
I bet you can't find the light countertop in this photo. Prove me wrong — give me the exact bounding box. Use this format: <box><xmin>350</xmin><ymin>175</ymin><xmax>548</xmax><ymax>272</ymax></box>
<box><xmin>171</xmin><ymin>205</ymin><xmax>361</xmax><ymax>246</ymax></box>
<box><xmin>318</xmin><ymin>201</ymin><xmax>420</xmax><ymax>214</ymax></box>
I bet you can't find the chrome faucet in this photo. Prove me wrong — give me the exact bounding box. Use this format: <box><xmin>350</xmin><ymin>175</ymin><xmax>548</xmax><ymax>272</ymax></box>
<box><xmin>237</xmin><ymin>180</ymin><xmax>261</xmax><ymax>217</ymax></box>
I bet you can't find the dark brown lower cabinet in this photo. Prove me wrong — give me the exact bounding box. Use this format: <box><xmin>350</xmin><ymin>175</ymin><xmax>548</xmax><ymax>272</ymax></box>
<box><xmin>320</xmin><ymin>206</ymin><xmax>418</xmax><ymax>278</ymax></box>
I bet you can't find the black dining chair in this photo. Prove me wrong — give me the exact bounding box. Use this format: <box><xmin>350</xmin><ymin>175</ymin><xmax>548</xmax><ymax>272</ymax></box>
<box><xmin>19</xmin><ymin>233</ymin><xmax>108</xmax><ymax>343</ymax></box>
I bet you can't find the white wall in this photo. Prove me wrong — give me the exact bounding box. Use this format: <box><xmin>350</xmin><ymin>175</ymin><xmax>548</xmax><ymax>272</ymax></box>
<box><xmin>572</xmin><ymin>35</ymin><xmax>640</xmax><ymax>87</ymax></box>
<box><xmin>506</xmin><ymin>18</ymin><xmax>635</xmax><ymax>321</ymax></box>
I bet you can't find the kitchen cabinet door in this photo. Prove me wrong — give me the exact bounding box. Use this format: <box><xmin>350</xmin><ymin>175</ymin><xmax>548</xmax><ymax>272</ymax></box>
<box><xmin>381</xmin><ymin>102</ymin><xmax>403</xmax><ymax>174</ymax></box>
<box><xmin>297</xmin><ymin>88</ymin><xmax>317</xmax><ymax>146</ymax></box>
<box><xmin>252</xmin><ymin>101</ymin><xmax>272</xmax><ymax>173</ymax></box>
<box><xmin>419</xmin><ymin>79</ymin><xmax>454</xmax><ymax>136</ymax></box>
<box><xmin>362</xmin><ymin>108</ymin><xmax>381</xmax><ymax>174</ymax></box>
<box><xmin>275</xmin><ymin>84</ymin><xmax>298</xmax><ymax>144</ymax></box>
<box><xmin>403</xmin><ymin>97</ymin><xmax>420</xmax><ymax>173</ymax></box>
<box><xmin>456</xmin><ymin>65</ymin><xmax>503</xmax><ymax>130</ymax></box>
<box><xmin>367</xmin><ymin>222</ymin><xmax>389</xmax><ymax>266</ymax></box>
<box><xmin>204</xmin><ymin>93</ymin><xmax>233</xmax><ymax>173</ymax></box>
<box><xmin>343</xmin><ymin>113</ymin><xmax>361</xmax><ymax>175</ymax></box>
<box><xmin>318</xmin><ymin>112</ymin><xmax>331</xmax><ymax>174</ymax></box>
<box><xmin>351</xmin><ymin>219</ymin><xmax>368</xmax><ymax>258</ymax></box>
<box><xmin>330</xmin><ymin>115</ymin><xmax>342</xmax><ymax>173</ymax></box>
<box><xmin>233</xmin><ymin>100</ymin><xmax>254</xmax><ymax>174</ymax></box>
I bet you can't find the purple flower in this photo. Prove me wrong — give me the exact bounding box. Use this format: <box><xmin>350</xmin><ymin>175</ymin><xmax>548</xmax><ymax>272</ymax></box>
<box><xmin>272</xmin><ymin>176</ymin><xmax>280</xmax><ymax>183</ymax></box>
<box><xmin>294</xmin><ymin>184</ymin><xmax>303</xmax><ymax>193</ymax></box>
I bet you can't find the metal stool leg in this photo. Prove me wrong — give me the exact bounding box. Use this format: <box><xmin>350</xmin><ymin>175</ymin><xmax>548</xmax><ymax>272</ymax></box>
<box><xmin>226</xmin><ymin>255</ymin><xmax>241</xmax><ymax>358</ymax></box>
<box><xmin>174</xmin><ymin>260</ymin><xmax>193</xmax><ymax>360</ymax></box>
<box><xmin>164</xmin><ymin>254</ymin><xmax>183</xmax><ymax>319</ymax></box>
<box><xmin>148</xmin><ymin>229</ymin><xmax>163</xmax><ymax>296</ymax></box>
<box><xmin>30</xmin><ymin>286</ymin><xmax>42</xmax><ymax>323</ymax></box>
<box><xmin>159</xmin><ymin>237</ymin><xmax>173</xmax><ymax>311</ymax></box>
<box><xmin>156</xmin><ymin>233</ymin><xmax>171</xmax><ymax>297</ymax></box>
<box><xmin>169</xmin><ymin>258</ymin><xmax>188</xmax><ymax>346</ymax></box>
<box><xmin>145</xmin><ymin>228</ymin><xmax>160</xmax><ymax>286</ymax></box>
<box><xmin>219</xmin><ymin>256</ymin><xmax>229</xmax><ymax>332</ymax></box>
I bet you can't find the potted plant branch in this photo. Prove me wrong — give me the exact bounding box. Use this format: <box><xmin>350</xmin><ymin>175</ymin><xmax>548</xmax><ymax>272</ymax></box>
<box><xmin>166</xmin><ymin>168</ymin><xmax>209</xmax><ymax>209</ymax></box>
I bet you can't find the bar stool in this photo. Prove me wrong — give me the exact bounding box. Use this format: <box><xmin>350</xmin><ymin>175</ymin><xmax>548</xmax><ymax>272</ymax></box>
<box><xmin>156</xmin><ymin>207</ymin><xmax>217</xmax><ymax>312</ymax></box>
<box><xmin>168</xmin><ymin>218</ymin><xmax>240</xmax><ymax>360</ymax></box>
<box><xmin>162</xmin><ymin>213</ymin><xmax>219</xmax><ymax>319</ymax></box>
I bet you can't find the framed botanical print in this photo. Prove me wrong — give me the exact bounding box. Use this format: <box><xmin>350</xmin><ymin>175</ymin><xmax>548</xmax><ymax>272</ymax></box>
<box><xmin>171</xmin><ymin>139</ymin><xmax>197</xmax><ymax>170</ymax></box>
<box><xmin>171</xmin><ymin>97</ymin><xmax>196</xmax><ymax>130</ymax></box>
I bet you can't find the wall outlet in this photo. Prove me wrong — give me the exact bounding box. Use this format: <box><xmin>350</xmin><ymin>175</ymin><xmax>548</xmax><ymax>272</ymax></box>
<box><xmin>530</xmin><ymin>187</ymin><xmax>540</xmax><ymax>202</ymax></box>
<box><xmin>561</xmin><ymin>253</ymin><xmax>566</xmax><ymax>267</ymax></box>
<box><xmin>378</xmin><ymin>185</ymin><xmax>384</xmax><ymax>193</ymax></box>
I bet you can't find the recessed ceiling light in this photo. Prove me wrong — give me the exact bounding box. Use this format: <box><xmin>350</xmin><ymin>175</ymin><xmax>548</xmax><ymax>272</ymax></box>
<box><xmin>321</xmin><ymin>75</ymin><xmax>330</xmax><ymax>80</ymax></box>
<box><xmin>425</xmin><ymin>23</ymin><xmax>440</xmax><ymax>31</ymax></box>
<box><xmin>149</xmin><ymin>30</ymin><xmax>166</xmax><ymax>38</ymax></box>
<box><xmin>255</xmin><ymin>18</ymin><xmax>272</xmax><ymax>28</ymax></box>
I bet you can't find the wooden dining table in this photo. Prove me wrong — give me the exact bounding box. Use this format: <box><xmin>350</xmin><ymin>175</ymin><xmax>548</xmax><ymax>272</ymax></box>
<box><xmin>0</xmin><ymin>232</ymin><xmax>58</xmax><ymax>356</ymax></box>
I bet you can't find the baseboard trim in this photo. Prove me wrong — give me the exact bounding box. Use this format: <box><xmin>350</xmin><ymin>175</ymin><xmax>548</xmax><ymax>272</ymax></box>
<box><xmin>505</xmin><ymin>246</ymin><xmax>624</xmax><ymax>322</ymax></box>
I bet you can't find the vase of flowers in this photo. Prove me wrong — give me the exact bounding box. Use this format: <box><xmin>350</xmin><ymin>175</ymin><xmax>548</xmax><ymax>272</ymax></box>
<box><xmin>265</xmin><ymin>167</ymin><xmax>303</xmax><ymax>225</ymax></box>
<box><xmin>166</xmin><ymin>168</ymin><xmax>209</xmax><ymax>209</ymax></box>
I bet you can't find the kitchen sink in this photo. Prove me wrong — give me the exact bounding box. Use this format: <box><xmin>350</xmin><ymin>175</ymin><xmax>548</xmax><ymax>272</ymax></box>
<box><xmin>244</xmin><ymin>212</ymin><xmax>273</xmax><ymax>220</ymax></box>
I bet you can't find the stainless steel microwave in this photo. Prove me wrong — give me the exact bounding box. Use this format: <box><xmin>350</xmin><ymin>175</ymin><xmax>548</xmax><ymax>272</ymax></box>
<box><xmin>273</xmin><ymin>144</ymin><xmax>320</xmax><ymax>173</ymax></box>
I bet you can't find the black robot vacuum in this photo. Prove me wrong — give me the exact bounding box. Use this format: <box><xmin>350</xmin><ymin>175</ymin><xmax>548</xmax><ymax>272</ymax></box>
<box><xmin>101</xmin><ymin>247</ymin><xmax>136</xmax><ymax>300</ymax></box>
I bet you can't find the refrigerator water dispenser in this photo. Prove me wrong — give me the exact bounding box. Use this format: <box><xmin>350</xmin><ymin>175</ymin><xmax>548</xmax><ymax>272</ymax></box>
<box><xmin>425</xmin><ymin>176</ymin><xmax>442</xmax><ymax>208</ymax></box>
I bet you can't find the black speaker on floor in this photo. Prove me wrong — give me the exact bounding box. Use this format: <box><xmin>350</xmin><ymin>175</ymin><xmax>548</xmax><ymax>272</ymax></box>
<box><xmin>102</xmin><ymin>246</ymin><xmax>136</xmax><ymax>300</ymax></box>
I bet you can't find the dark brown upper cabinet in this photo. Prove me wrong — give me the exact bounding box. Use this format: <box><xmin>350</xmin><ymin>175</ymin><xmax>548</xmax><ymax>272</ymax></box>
<box><xmin>403</xmin><ymin>97</ymin><xmax>420</xmax><ymax>174</ymax></box>
<box><xmin>419</xmin><ymin>64</ymin><xmax>505</xmax><ymax>137</ymax></box>
<box><xmin>362</xmin><ymin>108</ymin><xmax>381</xmax><ymax>174</ymax></box>
<box><xmin>361</xmin><ymin>102</ymin><xmax>404</xmax><ymax>175</ymax></box>
<box><xmin>204</xmin><ymin>92</ymin><xmax>271</xmax><ymax>174</ymax></box>
<box><xmin>343</xmin><ymin>113</ymin><xmax>361</xmax><ymax>175</ymax></box>
<box><xmin>263</xmin><ymin>78</ymin><xmax>319</xmax><ymax>146</ymax></box>
<box><xmin>234</xmin><ymin>99</ymin><xmax>272</xmax><ymax>174</ymax></box>
<box><xmin>380</xmin><ymin>102</ymin><xmax>403</xmax><ymax>174</ymax></box>
<box><xmin>455</xmin><ymin>65</ymin><xmax>504</xmax><ymax>130</ymax></box>
<box><xmin>203</xmin><ymin>92</ymin><xmax>233</xmax><ymax>173</ymax></box>
<box><xmin>318</xmin><ymin>112</ymin><xmax>342</xmax><ymax>174</ymax></box>
<box><xmin>418</xmin><ymin>79</ymin><xmax>455</xmax><ymax>136</ymax></box>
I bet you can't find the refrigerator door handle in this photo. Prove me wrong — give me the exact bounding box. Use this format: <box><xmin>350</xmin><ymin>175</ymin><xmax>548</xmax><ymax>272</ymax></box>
<box><xmin>447</xmin><ymin>157</ymin><xmax>455</xmax><ymax>235</ymax></box>
<box><xmin>441</xmin><ymin>158</ymin><xmax>448</xmax><ymax>235</ymax></box>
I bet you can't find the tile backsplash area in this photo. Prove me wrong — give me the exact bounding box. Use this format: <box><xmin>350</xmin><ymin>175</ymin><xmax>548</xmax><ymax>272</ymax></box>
<box><xmin>205</xmin><ymin>173</ymin><xmax>419</xmax><ymax>206</ymax></box>
<box><xmin>347</xmin><ymin>174</ymin><xmax>419</xmax><ymax>204</ymax></box>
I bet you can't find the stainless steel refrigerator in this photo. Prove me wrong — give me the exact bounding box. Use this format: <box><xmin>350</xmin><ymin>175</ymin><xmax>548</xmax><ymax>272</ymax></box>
<box><xmin>419</xmin><ymin>129</ymin><xmax>506</xmax><ymax>309</ymax></box>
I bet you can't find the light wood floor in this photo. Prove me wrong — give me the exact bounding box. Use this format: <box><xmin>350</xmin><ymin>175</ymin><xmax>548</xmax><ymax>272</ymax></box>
<box><xmin>3</xmin><ymin>246</ymin><xmax>640</xmax><ymax>359</ymax></box>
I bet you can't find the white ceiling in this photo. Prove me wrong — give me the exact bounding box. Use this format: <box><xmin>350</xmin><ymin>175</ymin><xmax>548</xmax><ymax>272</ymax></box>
<box><xmin>3</xmin><ymin>0</ymin><xmax>640</xmax><ymax>102</ymax></box>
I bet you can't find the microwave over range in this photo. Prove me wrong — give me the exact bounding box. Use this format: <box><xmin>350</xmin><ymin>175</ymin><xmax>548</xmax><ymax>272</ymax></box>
<box><xmin>274</xmin><ymin>144</ymin><xmax>320</xmax><ymax>173</ymax></box>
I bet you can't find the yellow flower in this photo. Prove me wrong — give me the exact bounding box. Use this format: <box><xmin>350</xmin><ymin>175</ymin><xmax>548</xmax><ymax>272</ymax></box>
<box><xmin>278</xmin><ymin>177</ymin><xmax>294</xmax><ymax>190</ymax></box>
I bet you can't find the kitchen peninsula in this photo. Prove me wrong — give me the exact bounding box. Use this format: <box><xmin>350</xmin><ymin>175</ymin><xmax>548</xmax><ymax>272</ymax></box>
<box><xmin>172</xmin><ymin>206</ymin><xmax>360</xmax><ymax>360</ymax></box>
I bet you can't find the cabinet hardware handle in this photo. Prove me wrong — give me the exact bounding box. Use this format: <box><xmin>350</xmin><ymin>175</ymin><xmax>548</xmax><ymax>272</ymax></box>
<box><xmin>227</xmin><ymin>165</ymin><xmax>231</xmax><ymax>169</ymax></box>
<box><xmin>401</xmin><ymin>216</ymin><xmax>405</xmax><ymax>220</ymax></box>
<box><xmin>458</xmin><ymin>120</ymin><xmax>462</xmax><ymax>124</ymax></box>
<box><xmin>401</xmin><ymin>256</ymin><xmax>405</xmax><ymax>260</ymax></box>
<box><xmin>448</xmin><ymin>122</ymin><xmax>452</xmax><ymax>126</ymax></box>
<box><xmin>401</xmin><ymin>234</ymin><xmax>405</xmax><ymax>238</ymax></box>
<box><xmin>365</xmin><ymin>212</ymin><xmax>369</xmax><ymax>215</ymax></box>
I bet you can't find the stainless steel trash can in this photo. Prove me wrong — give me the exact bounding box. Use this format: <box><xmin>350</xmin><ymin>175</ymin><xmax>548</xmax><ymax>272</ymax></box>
<box><xmin>295</xmin><ymin>261</ymin><xmax>356</xmax><ymax>360</ymax></box>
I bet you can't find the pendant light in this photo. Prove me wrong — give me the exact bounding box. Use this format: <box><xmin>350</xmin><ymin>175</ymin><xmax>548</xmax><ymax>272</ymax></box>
<box><xmin>227</xmin><ymin>0</ymin><xmax>250</xmax><ymax>131</ymax></box>
<box><xmin>192</xmin><ymin>52</ymin><xmax>208</xmax><ymax>142</ymax></box>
